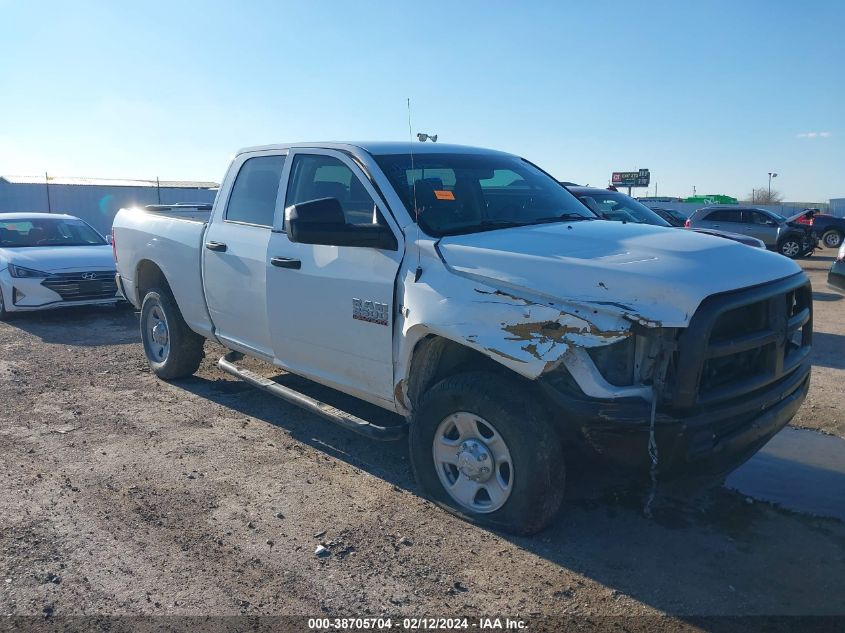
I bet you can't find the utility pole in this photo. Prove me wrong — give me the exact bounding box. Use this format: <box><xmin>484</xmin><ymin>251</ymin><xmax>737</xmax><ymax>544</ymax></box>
<box><xmin>45</xmin><ymin>172</ymin><xmax>52</xmax><ymax>213</ymax></box>
<box><xmin>156</xmin><ymin>176</ymin><xmax>161</xmax><ymax>204</ymax></box>
<box><xmin>768</xmin><ymin>172</ymin><xmax>778</xmax><ymax>200</ymax></box>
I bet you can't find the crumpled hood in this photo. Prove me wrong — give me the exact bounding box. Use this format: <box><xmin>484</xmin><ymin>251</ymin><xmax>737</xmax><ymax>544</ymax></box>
<box><xmin>1</xmin><ymin>245</ymin><xmax>115</xmax><ymax>273</ymax></box>
<box><xmin>437</xmin><ymin>221</ymin><xmax>802</xmax><ymax>327</ymax></box>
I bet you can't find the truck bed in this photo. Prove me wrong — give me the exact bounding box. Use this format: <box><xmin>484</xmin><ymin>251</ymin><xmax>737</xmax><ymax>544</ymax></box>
<box><xmin>142</xmin><ymin>203</ymin><xmax>213</xmax><ymax>222</ymax></box>
<box><xmin>112</xmin><ymin>205</ymin><xmax>215</xmax><ymax>338</ymax></box>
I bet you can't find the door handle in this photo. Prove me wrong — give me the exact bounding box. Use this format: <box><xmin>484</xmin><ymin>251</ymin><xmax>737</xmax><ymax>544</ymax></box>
<box><xmin>711</xmin><ymin>224</ymin><xmax>720</xmax><ymax>228</ymax></box>
<box><xmin>270</xmin><ymin>256</ymin><xmax>301</xmax><ymax>269</ymax></box>
<box><xmin>205</xmin><ymin>241</ymin><xmax>228</xmax><ymax>252</ymax></box>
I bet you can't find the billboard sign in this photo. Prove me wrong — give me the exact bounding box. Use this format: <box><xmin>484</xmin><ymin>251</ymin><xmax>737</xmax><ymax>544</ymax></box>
<box><xmin>612</xmin><ymin>169</ymin><xmax>650</xmax><ymax>187</ymax></box>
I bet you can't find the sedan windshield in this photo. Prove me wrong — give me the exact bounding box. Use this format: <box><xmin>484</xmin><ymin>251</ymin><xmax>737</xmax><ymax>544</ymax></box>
<box><xmin>374</xmin><ymin>153</ymin><xmax>596</xmax><ymax>236</ymax></box>
<box><xmin>0</xmin><ymin>217</ymin><xmax>106</xmax><ymax>248</ymax></box>
<box><xmin>574</xmin><ymin>191</ymin><xmax>671</xmax><ymax>227</ymax></box>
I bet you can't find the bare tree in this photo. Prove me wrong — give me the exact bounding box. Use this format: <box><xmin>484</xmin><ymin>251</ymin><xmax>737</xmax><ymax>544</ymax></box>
<box><xmin>746</xmin><ymin>187</ymin><xmax>784</xmax><ymax>204</ymax></box>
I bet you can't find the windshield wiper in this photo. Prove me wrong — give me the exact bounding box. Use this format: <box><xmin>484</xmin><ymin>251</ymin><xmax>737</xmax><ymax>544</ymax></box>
<box><xmin>532</xmin><ymin>213</ymin><xmax>596</xmax><ymax>224</ymax></box>
<box><xmin>443</xmin><ymin>220</ymin><xmax>530</xmax><ymax>236</ymax></box>
<box><xmin>479</xmin><ymin>219</ymin><xmax>530</xmax><ymax>228</ymax></box>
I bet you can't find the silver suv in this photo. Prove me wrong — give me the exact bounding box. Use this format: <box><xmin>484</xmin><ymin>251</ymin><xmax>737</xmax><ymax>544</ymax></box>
<box><xmin>687</xmin><ymin>206</ymin><xmax>816</xmax><ymax>258</ymax></box>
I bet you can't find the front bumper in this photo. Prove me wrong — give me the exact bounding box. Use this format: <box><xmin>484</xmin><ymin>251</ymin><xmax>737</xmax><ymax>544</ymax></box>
<box><xmin>540</xmin><ymin>360</ymin><xmax>811</xmax><ymax>478</ymax></box>
<box><xmin>0</xmin><ymin>270</ymin><xmax>119</xmax><ymax>312</ymax></box>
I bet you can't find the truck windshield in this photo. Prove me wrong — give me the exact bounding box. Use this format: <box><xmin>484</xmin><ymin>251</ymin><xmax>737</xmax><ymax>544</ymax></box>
<box><xmin>0</xmin><ymin>218</ymin><xmax>106</xmax><ymax>248</ymax></box>
<box><xmin>374</xmin><ymin>153</ymin><xmax>596</xmax><ymax>236</ymax></box>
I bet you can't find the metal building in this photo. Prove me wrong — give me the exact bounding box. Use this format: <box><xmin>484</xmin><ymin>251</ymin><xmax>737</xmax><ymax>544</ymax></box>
<box><xmin>829</xmin><ymin>198</ymin><xmax>845</xmax><ymax>218</ymax></box>
<box><xmin>0</xmin><ymin>175</ymin><xmax>218</xmax><ymax>235</ymax></box>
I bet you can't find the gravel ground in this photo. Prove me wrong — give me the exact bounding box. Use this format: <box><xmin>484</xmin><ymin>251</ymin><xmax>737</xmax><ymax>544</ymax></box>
<box><xmin>1</xmin><ymin>258</ymin><xmax>844</xmax><ymax>624</ymax></box>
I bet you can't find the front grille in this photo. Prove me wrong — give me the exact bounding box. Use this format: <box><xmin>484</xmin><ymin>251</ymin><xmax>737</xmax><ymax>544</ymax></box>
<box><xmin>671</xmin><ymin>274</ymin><xmax>812</xmax><ymax>408</ymax></box>
<box><xmin>41</xmin><ymin>271</ymin><xmax>118</xmax><ymax>301</ymax></box>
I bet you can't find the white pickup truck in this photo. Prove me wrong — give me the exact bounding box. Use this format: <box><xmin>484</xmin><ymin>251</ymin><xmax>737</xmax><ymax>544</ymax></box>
<box><xmin>113</xmin><ymin>142</ymin><xmax>813</xmax><ymax>534</ymax></box>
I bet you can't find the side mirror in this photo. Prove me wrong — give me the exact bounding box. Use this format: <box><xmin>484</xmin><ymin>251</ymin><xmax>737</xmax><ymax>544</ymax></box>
<box><xmin>105</xmin><ymin>234</ymin><xmax>113</xmax><ymax>245</ymax></box>
<box><xmin>766</xmin><ymin>220</ymin><xmax>778</xmax><ymax>226</ymax></box>
<box><xmin>286</xmin><ymin>198</ymin><xmax>397</xmax><ymax>251</ymax></box>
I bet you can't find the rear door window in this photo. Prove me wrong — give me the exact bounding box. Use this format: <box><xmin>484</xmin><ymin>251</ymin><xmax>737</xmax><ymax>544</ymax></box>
<box><xmin>704</xmin><ymin>209</ymin><xmax>741</xmax><ymax>222</ymax></box>
<box><xmin>226</xmin><ymin>155</ymin><xmax>286</xmax><ymax>227</ymax></box>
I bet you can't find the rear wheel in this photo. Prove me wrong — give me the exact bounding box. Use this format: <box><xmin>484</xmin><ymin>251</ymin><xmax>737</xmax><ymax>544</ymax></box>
<box><xmin>140</xmin><ymin>287</ymin><xmax>204</xmax><ymax>379</ymax></box>
<box><xmin>822</xmin><ymin>229</ymin><xmax>843</xmax><ymax>249</ymax></box>
<box><xmin>778</xmin><ymin>238</ymin><xmax>802</xmax><ymax>258</ymax></box>
<box><xmin>409</xmin><ymin>371</ymin><xmax>565</xmax><ymax>535</ymax></box>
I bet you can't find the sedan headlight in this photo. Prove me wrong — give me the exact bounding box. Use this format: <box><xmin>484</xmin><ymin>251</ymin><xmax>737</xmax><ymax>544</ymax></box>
<box><xmin>8</xmin><ymin>264</ymin><xmax>49</xmax><ymax>278</ymax></box>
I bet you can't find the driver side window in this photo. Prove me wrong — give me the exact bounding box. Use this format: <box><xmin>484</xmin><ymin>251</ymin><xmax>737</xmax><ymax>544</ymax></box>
<box><xmin>286</xmin><ymin>154</ymin><xmax>381</xmax><ymax>226</ymax></box>
<box><xmin>749</xmin><ymin>211</ymin><xmax>772</xmax><ymax>225</ymax></box>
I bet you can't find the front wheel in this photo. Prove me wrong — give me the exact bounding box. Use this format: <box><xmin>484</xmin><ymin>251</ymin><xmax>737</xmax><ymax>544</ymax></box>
<box><xmin>140</xmin><ymin>287</ymin><xmax>205</xmax><ymax>379</ymax></box>
<box><xmin>409</xmin><ymin>371</ymin><xmax>565</xmax><ymax>535</ymax></box>
<box><xmin>778</xmin><ymin>238</ymin><xmax>802</xmax><ymax>259</ymax></box>
<box><xmin>822</xmin><ymin>230</ymin><xmax>844</xmax><ymax>249</ymax></box>
<box><xmin>0</xmin><ymin>286</ymin><xmax>8</xmax><ymax>321</ymax></box>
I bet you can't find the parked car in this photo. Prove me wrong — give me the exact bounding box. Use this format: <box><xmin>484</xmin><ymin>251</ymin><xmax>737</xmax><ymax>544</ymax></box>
<box><xmin>829</xmin><ymin>243</ymin><xmax>845</xmax><ymax>293</ymax></box>
<box><xmin>794</xmin><ymin>212</ymin><xmax>845</xmax><ymax>249</ymax></box>
<box><xmin>650</xmin><ymin>207</ymin><xmax>687</xmax><ymax>227</ymax></box>
<box><xmin>113</xmin><ymin>142</ymin><xmax>812</xmax><ymax>534</ymax></box>
<box><xmin>569</xmin><ymin>187</ymin><xmax>765</xmax><ymax>248</ymax></box>
<box><xmin>686</xmin><ymin>206</ymin><xmax>818</xmax><ymax>258</ymax></box>
<box><xmin>0</xmin><ymin>213</ymin><xmax>119</xmax><ymax>319</ymax></box>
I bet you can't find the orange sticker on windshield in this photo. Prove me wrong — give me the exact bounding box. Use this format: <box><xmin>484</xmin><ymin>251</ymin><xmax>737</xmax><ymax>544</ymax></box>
<box><xmin>434</xmin><ymin>190</ymin><xmax>455</xmax><ymax>201</ymax></box>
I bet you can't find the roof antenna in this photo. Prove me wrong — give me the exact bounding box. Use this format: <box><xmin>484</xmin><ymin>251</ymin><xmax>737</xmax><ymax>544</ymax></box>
<box><xmin>408</xmin><ymin>98</ymin><xmax>423</xmax><ymax>282</ymax></box>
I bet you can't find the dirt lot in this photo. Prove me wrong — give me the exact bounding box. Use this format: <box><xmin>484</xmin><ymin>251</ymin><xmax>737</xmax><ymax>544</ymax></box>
<box><xmin>1</xmin><ymin>258</ymin><xmax>844</xmax><ymax>625</ymax></box>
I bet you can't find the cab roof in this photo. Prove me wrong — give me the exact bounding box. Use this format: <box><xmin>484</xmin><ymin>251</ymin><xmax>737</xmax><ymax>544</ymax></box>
<box><xmin>236</xmin><ymin>141</ymin><xmax>514</xmax><ymax>158</ymax></box>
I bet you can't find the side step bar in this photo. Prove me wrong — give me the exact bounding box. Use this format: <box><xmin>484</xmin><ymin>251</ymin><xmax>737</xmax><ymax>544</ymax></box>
<box><xmin>217</xmin><ymin>352</ymin><xmax>407</xmax><ymax>441</ymax></box>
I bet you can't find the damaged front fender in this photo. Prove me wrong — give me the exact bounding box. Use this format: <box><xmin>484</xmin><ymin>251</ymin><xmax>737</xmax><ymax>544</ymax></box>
<box><xmin>394</xmin><ymin>250</ymin><xmax>665</xmax><ymax>412</ymax></box>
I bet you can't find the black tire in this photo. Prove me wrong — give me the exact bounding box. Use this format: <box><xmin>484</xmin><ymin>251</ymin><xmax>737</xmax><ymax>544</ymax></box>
<box><xmin>822</xmin><ymin>229</ymin><xmax>843</xmax><ymax>249</ymax></box>
<box><xmin>778</xmin><ymin>237</ymin><xmax>802</xmax><ymax>259</ymax></box>
<box><xmin>409</xmin><ymin>371</ymin><xmax>565</xmax><ymax>535</ymax></box>
<box><xmin>0</xmin><ymin>286</ymin><xmax>8</xmax><ymax>321</ymax></box>
<box><xmin>140</xmin><ymin>287</ymin><xmax>204</xmax><ymax>379</ymax></box>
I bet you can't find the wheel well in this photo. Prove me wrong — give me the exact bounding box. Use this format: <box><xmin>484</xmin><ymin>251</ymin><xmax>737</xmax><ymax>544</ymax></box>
<box><xmin>136</xmin><ymin>260</ymin><xmax>169</xmax><ymax>301</ymax></box>
<box><xmin>405</xmin><ymin>335</ymin><xmax>523</xmax><ymax>409</ymax></box>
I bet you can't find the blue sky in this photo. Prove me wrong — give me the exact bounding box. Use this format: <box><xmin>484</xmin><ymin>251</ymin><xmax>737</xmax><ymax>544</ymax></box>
<box><xmin>1</xmin><ymin>0</ymin><xmax>842</xmax><ymax>201</ymax></box>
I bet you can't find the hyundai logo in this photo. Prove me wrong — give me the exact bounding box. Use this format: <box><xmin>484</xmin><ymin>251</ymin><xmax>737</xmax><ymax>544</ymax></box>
<box><xmin>81</xmin><ymin>272</ymin><xmax>97</xmax><ymax>280</ymax></box>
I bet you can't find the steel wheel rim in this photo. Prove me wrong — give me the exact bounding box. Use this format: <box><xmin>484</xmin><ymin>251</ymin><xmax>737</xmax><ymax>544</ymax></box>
<box><xmin>144</xmin><ymin>301</ymin><xmax>170</xmax><ymax>362</ymax></box>
<box><xmin>824</xmin><ymin>232</ymin><xmax>842</xmax><ymax>248</ymax></box>
<box><xmin>432</xmin><ymin>411</ymin><xmax>514</xmax><ymax>513</ymax></box>
<box><xmin>782</xmin><ymin>241</ymin><xmax>800</xmax><ymax>257</ymax></box>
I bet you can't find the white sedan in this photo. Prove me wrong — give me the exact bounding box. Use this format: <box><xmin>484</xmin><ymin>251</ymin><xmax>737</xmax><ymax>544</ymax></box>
<box><xmin>0</xmin><ymin>213</ymin><xmax>120</xmax><ymax>319</ymax></box>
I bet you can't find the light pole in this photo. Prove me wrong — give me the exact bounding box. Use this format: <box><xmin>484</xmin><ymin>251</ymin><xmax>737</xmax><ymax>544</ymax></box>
<box><xmin>768</xmin><ymin>172</ymin><xmax>778</xmax><ymax>200</ymax></box>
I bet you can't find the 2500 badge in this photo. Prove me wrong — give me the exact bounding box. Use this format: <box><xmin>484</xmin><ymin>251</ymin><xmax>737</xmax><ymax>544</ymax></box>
<box><xmin>353</xmin><ymin>298</ymin><xmax>389</xmax><ymax>326</ymax></box>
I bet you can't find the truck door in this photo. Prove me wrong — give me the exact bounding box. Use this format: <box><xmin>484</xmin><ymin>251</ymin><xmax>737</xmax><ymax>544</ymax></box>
<box><xmin>265</xmin><ymin>149</ymin><xmax>403</xmax><ymax>407</ymax></box>
<box><xmin>202</xmin><ymin>151</ymin><xmax>287</xmax><ymax>359</ymax></box>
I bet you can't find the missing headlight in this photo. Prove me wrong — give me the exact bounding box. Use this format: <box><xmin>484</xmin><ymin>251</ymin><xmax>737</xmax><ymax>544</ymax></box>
<box><xmin>587</xmin><ymin>330</ymin><xmax>677</xmax><ymax>387</ymax></box>
<box><xmin>586</xmin><ymin>337</ymin><xmax>636</xmax><ymax>386</ymax></box>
